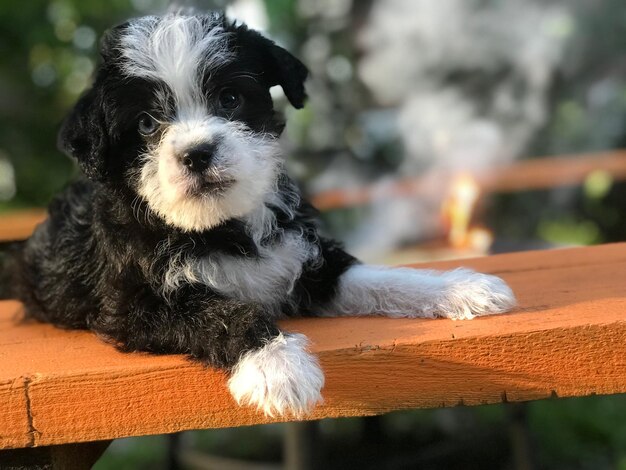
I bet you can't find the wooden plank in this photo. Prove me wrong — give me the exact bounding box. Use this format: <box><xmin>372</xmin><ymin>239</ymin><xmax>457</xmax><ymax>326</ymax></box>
<box><xmin>0</xmin><ymin>377</ymin><xmax>31</xmax><ymax>449</ymax></box>
<box><xmin>1</xmin><ymin>243</ymin><xmax>626</xmax><ymax>448</ymax></box>
<box><xmin>0</xmin><ymin>210</ymin><xmax>47</xmax><ymax>242</ymax></box>
<box><xmin>311</xmin><ymin>150</ymin><xmax>626</xmax><ymax>210</ymax></box>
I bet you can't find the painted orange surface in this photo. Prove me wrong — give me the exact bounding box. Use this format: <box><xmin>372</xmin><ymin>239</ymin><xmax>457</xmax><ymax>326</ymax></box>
<box><xmin>1</xmin><ymin>243</ymin><xmax>626</xmax><ymax>449</ymax></box>
<box><xmin>0</xmin><ymin>210</ymin><xmax>47</xmax><ymax>242</ymax></box>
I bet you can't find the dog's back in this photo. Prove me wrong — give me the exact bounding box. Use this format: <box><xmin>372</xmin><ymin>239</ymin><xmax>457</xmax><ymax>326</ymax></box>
<box><xmin>5</xmin><ymin>179</ymin><xmax>102</xmax><ymax>329</ymax></box>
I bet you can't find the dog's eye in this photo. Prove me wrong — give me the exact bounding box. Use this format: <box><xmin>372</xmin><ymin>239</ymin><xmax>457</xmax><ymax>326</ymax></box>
<box><xmin>138</xmin><ymin>113</ymin><xmax>159</xmax><ymax>136</ymax></box>
<box><xmin>218</xmin><ymin>88</ymin><xmax>242</xmax><ymax>110</ymax></box>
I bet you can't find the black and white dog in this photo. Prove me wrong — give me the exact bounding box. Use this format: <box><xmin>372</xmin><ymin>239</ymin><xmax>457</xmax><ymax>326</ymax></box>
<box><xmin>3</xmin><ymin>13</ymin><xmax>515</xmax><ymax>417</ymax></box>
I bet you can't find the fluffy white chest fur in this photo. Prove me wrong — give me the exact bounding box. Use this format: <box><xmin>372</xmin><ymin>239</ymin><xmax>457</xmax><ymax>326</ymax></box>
<box><xmin>163</xmin><ymin>230</ymin><xmax>319</xmax><ymax>306</ymax></box>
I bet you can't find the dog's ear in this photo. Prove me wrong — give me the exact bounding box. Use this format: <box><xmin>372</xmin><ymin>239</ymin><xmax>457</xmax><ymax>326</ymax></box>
<box><xmin>99</xmin><ymin>21</ymin><xmax>130</xmax><ymax>62</ymax></box>
<box><xmin>57</xmin><ymin>23</ymin><xmax>128</xmax><ymax>180</ymax></box>
<box><xmin>57</xmin><ymin>86</ymin><xmax>109</xmax><ymax>181</ymax></box>
<box><xmin>238</xmin><ymin>27</ymin><xmax>309</xmax><ymax>109</ymax></box>
<box><xmin>264</xmin><ymin>43</ymin><xmax>309</xmax><ymax>109</ymax></box>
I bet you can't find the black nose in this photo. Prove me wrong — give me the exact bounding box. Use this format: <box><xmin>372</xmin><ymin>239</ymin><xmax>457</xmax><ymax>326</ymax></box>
<box><xmin>181</xmin><ymin>143</ymin><xmax>216</xmax><ymax>173</ymax></box>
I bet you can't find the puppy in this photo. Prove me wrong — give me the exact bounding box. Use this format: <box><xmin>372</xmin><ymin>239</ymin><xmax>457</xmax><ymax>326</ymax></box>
<box><xmin>3</xmin><ymin>13</ymin><xmax>515</xmax><ymax>417</ymax></box>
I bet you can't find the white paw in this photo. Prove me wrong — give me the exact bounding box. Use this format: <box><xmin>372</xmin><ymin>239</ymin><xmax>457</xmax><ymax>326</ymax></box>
<box><xmin>228</xmin><ymin>333</ymin><xmax>324</xmax><ymax>417</ymax></box>
<box><xmin>436</xmin><ymin>268</ymin><xmax>516</xmax><ymax>320</ymax></box>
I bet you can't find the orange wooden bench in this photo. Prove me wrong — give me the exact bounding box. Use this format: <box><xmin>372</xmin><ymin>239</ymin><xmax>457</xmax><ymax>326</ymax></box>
<box><xmin>2</xmin><ymin>211</ymin><xmax>626</xmax><ymax>468</ymax></box>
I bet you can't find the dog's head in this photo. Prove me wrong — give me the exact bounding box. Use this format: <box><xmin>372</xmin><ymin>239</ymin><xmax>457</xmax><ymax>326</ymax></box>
<box><xmin>58</xmin><ymin>13</ymin><xmax>308</xmax><ymax>232</ymax></box>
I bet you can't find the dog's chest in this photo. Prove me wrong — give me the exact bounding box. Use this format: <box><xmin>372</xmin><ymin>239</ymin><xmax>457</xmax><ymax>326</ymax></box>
<box><xmin>164</xmin><ymin>231</ymin><xmax>318</xmax><ymax>305</ymax></box>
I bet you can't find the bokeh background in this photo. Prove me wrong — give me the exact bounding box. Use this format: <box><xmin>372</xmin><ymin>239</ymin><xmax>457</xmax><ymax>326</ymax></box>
<box><xmin>2</xmin><ymin>0</ymin><xmax>626</xmax><ymax>468</ymax></box>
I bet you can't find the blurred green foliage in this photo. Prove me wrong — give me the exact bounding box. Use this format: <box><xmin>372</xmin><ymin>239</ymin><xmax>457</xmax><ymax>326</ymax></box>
<box><xmin>0</xmin><ymin>0</ymin><xmax>147</xmax><ymax>209</ymax></box>
<box><xmin>93</xmin><ymin>394</ymin><xmax>626</xmax><ymax>469</ymax></box>
<box><xmin>531</xmin><ymin>395</ymin><xmax>626</xmax><ymax>469</ymax></box>
<box><xmin>93</xmin><ymin>435</ymin><xmax>168</xmax><ymax>470</ymax></box>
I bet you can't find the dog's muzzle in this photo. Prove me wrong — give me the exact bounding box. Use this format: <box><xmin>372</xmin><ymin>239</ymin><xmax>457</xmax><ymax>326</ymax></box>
<box><xmin>180</xmin><ymin>143</ymin><xmax>216</xmax><ymax>173</ymax></box>
<box><xmin>178</xmin><ymin>143</ymin><xmax>235</xmax><ymax>195</ymax></box>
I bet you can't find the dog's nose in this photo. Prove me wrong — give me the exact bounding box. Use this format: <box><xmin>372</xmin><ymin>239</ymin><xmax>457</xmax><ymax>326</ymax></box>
<box><xmin>181</xmin><ymin>144</ymin><xmax>215</xmax><ymax>173</ymax></box>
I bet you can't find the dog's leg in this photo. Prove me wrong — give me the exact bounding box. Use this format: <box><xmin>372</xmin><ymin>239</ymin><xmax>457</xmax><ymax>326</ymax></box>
<box><xmin>321</xmin><ymin>264</ymin><xmax>516</xmax><ymax>320</ymax></box>
<box><xmin>97</xmin><ymin>294</ymin><xmax>323</xmax><ymax>417</ymax></box>
<box><xmin>227</xmin><ymin>331</ymin><xmax>324</xmax><ymax>417</ymax></box>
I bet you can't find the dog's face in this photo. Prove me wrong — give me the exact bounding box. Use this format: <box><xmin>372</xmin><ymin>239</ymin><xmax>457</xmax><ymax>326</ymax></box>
<box><xmin>59</xmin><ymin>13</ymin><xmax>308</xmax><ymax>232</ymax></box>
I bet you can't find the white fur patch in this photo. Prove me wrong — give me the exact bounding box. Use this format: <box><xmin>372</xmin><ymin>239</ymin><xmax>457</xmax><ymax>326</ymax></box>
<box><xmin>324</xmin><ymin>265</ymin><xmax>516</xmax><ymax>320</ymax></box>
<box><xmin>119</xmin><ymin>14</ymin><xmax>231</xmax><ymax>119</ymax></box>
<box><xmin>160</xmin><ymin>181</ymin><xmax>321</xmax><ymax>306</ymax></box>
<box><xmin>228</xmin><ymin>333</ymin><xmax>324</xmax><ymax>417</ymax></box>
<box><xmin>162</xmin><ymin>229</ymin><xmax>319</xmax><ymax>306</ymax></box>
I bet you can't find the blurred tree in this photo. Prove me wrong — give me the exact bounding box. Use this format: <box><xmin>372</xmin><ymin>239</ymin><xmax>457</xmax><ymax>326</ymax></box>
<box><xmin>0</xmin><ymin>0</ymin><xmax>166</xmax><ymax>210</ymax></box>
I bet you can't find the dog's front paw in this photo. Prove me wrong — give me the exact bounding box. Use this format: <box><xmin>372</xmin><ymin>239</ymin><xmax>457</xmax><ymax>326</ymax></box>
<box><xmin>228</xmin><ymin>333</ymin><xmax>324</xmax><ymax>417</ymax></box>
<box><xmin>437</xmin><ymin>268</ymin><xmax>516</xmax><ymax>320</ymax></box>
